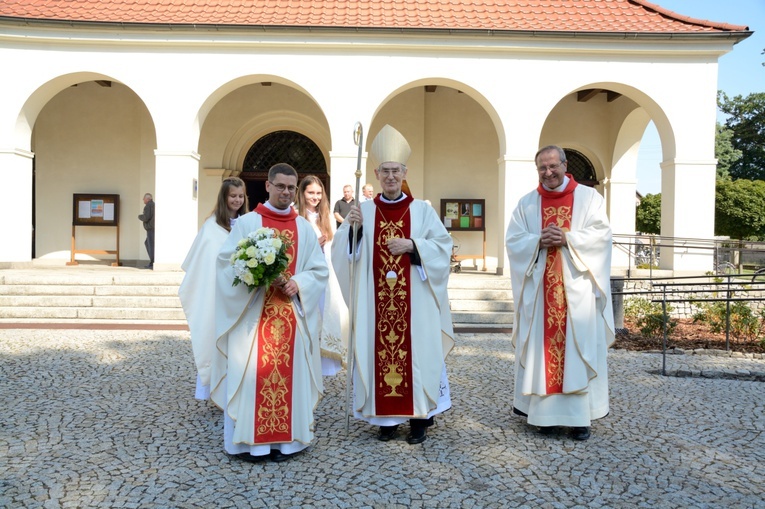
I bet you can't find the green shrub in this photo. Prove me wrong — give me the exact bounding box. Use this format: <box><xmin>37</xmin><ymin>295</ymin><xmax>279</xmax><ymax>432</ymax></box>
<box><xmin>624</xmin><ymin>297</ymin><xmax>677</xmax><ymax>338</ymax></box>
<box><xmin>693</xmin><ymin>301</ymin><xmax>765</xmax><ymax>343</ymax></box>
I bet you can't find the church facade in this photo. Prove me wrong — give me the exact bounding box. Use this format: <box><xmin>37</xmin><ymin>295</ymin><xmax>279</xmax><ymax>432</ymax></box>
<box><xmin>0</xmin><ymin>1</ymin><xmax>751</xmax><ymax>273</ymax></box>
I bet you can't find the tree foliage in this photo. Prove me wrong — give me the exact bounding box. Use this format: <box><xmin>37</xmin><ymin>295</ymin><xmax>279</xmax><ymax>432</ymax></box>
<box><xmin>715</xmin><ymin>122</ymin><xmax>740</xmax><ymax>180</ymax></box>
<box><xmin>718</xmin><ymin>91</ymin><xmax>765</xmax><ymax>181</ymax></box>
<box><xmin>635</xmin><ymin>193</ymin><xmax>660</xmax><ymax>234</ymax></box>
<box><xmin>715</xmin><ymin>178</ymin><xmax>765</xmax><ymax>240</ymax></box>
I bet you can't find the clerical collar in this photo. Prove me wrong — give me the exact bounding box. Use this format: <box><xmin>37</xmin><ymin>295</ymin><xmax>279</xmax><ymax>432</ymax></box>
<box><xmin>380</xmin><ymin>192</ymin><xmax>408</xmax><ymax>203</ymax></box>
<box><xmin>543</xmin><ymin>176</ymin><xmax>570</xmax><ymax>193</ymax></box>
<box><xmin>264</xmin><ymin>201</ymin><xmax>293</xmax><ymax>215</ymax></box>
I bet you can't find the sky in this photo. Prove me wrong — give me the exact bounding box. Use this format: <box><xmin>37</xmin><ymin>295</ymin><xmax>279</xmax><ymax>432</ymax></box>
<box><xmin>635</xmin><ymin>0</ymin><xmax>765</xmax><ymax>195</ymax></box>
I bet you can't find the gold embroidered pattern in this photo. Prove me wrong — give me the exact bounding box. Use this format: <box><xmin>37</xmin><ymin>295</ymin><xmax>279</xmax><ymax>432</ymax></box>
<box><xmin>256</xmin><ymin>298</ymin><xmax>294</xmax><ymax>436</ymax></box>
<box><xmin>254</xmin><ymin>224</ymin><xmax>297</xmax><ymax>441</ymax></box>
<box><xmin>542</xmin><ymin>205</ymin><xmax>572</xmax><ymax>393</ymax></box>
<box><xmin>375</xmin><ymin>217</ymin><xmax>409</xmax><ymax>398</ymax></box>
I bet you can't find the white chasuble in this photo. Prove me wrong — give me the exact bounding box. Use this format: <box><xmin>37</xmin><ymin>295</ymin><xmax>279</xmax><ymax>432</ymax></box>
<box><xmin>505</xmin><ymin>181</ymin><xmax>615</xmax><ymax>427</ymax></box>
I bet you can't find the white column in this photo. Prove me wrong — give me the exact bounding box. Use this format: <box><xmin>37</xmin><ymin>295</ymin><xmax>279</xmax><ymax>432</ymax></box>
<box><xmin>328</xmin><ymin>149</ymin><xmax>367</xmax><ymax>205</ymax></box>
<box><xmin>0</xmin><ymin>149</ymin><xmax>34</xmax><ymax>263</ymax></box>
<box><xmin>660</xmin><ymin>159</ymin><xmax>717</xmax><ymax>273</ymax></box>
<box><xmin>607</xmin><ymin>178</ymin><xmax>638</xmax><ymax>269</ymax></box>
<box><xmin>498</xmin><ymin>154</ymin><xmax>538</xmax><ymax>276</ymax></box>
<box><xmin>154</xmin><ymin>150</ymin><xmax>200</xmax><ymax>270</ymax></box>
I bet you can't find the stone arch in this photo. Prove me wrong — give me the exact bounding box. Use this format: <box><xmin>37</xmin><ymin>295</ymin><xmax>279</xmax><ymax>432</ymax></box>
<box><xmin>192</xmin><ymin>77</ymin><xmax>332</xmax><ymax>222</ymax></box>
<box><xmin>194</xmin><ymin>75</ymin><xmax>329</xmax><ymax>157</ymax></box>
<box><xmin>359</xmin><ymin>77</ymin><xmax>505</xmax><ymax>271</ymax></box>
<box><xmin>14</xmin><ymin>72</ymin><xmax>157</xmax><ymax>261</ymax></box>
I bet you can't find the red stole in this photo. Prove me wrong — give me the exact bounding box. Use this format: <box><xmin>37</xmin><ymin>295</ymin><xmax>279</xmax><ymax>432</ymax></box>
<box><xmin>372</xmin><ymin>195</ymin><xmax>415</xmax><ymax>416</ymax></box>
<box><xmin>537</xmin><ymin>177</ymin><xmax>578</xmax><ymax>394</ymax></box>
<box><xmin>253</xmin><ymin>204</ymin><xmax>299</xmax><ymax>443</ymax></box>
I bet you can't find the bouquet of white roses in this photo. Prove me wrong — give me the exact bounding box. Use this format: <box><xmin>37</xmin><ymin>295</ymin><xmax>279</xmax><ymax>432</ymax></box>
<box><xmin>230</xmin><ymin>227</ymin><xmax>291</xmax><ymax>293</ymax></box>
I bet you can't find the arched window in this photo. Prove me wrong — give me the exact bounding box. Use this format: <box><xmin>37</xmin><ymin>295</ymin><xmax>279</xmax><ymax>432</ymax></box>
<box><xmin>241</xmin><ymin>131</ymin><xmax>327</xmax><ymax>208</ymax></box>
<box><xmin>564</xmin><ymin>149</ymin><xmax>598</xmax><ymax>187</ymax></box>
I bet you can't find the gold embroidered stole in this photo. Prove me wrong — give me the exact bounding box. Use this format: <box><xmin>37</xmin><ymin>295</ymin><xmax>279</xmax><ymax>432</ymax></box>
<box><xmin>538</xmin><ymin>179</ymin><xmax>577</xmax><ymax>394</ymax></box>
<box><xmin>253</xmin><ymin>204</ymin><xmax>299</xmax><ymax>443</ymax></box>
<box><xmin>372</xmin><ymin>195</ymin><xmax>415</xmax><ymax>416</ymax></box>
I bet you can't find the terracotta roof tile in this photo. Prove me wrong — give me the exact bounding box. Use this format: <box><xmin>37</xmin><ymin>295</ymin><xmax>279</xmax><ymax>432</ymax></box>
<box><xmin>0</xmin><ymin>0</ymin><xmax>749</xmax><ymax>33</ymax></box>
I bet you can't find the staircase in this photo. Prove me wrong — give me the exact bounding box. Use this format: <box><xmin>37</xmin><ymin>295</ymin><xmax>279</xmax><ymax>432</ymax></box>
<box><xmin>0</xmin><ymin>266</ymin><xmax>513</xmax><ymax>330</ymax></box>
<box><xmin>0</xmin><ymin>267</ymin><xmax>186</xmax><ymax>325</ymax></box>
<box><xmin>447</xmin><ymin>271</ymin><xmax>514</xmax><ymax>331</ymax></box>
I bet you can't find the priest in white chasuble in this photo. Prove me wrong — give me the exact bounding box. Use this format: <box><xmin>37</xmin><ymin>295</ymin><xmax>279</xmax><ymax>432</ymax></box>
<box><xmin>505</xmin><ymin>145</ymin><xmax>614</xmax><ymax>441</ymax></box>
<box><xmin>212</xmin><ymin>163</ymin><xmax>328</xmax><ymax>463</ymax></box>
<box><xmin>332</xmin><ymin>124</ymin><xmax>455</xmax><ymax>445</ymax></box>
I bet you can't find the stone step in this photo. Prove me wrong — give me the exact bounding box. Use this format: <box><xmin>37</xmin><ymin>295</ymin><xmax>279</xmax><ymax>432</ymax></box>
<box><xmin>448</xmin><ymin>288</ymin><xmax>512</xmax><ymax>301</ymax></box>
<box><xmin>450</xmin><ymin>310</ymin><xmax>514</xmax><ymax>325</ymax></box>
<box><xmin>0</xmin><ymin>268</ymin><xmax>514</xmax><ymax>328</ymax></box>
<box><xmin>0</xmin><ymin>306</ymin><xmax>186</xmax><ymax>321</ymax></box>
<box><xmin>449</xmin><ymin>299</ymin><xmax>513</xmax><ymax>312</ymax></box>
<box><xmin>0</xmin><ymin>285</ymin><xmax>181</xmax><ymax>297</ymax></box>
<box><xmin>447</xmin><ymin>272</ymin><xmax>512</xmax><ymax>290</ymax></box>
<box><xmin>0</xmin><ymin>295</ymin><xmax>181</xmax><ymax>308</ymax></box>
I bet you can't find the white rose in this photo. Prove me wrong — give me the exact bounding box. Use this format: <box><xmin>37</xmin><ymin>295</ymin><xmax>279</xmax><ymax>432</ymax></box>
<box><xmin>272</xmin><ymin>238</ymin><xmax>282</xmax><ymax>250</ymax></box>
<box><xmin>245</xmin><ymin>246</ymin><xmax>257</xmax><ymax>258</ymax></box>
<box><xmin>241</xmin><ymin>271</ymin><xmax>255</xmax><ymax>286</ymax></box>
<box><xmin>246</xmin><ymin>258</ymin><xmax>258</xmax><ymax>268</ymax></box>
<box><xmin>263</xmin><ymin>252</ymin><xmax>276</xmax><ymax>265</ymax></box>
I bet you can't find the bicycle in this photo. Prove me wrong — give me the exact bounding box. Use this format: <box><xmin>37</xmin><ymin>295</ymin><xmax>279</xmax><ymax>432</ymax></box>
<box><xmin>715</xmin><ymin>261</ymin><xmax>738</xmax><ymax>277</ymax></box>
<box><xmin>752</xmin><ymin>267</ymin><xmax>765</xmax><ymax>284</ymax></box>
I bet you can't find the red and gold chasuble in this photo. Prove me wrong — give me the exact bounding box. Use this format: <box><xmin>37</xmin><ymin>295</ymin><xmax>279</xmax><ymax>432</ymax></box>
<box><xmin>372</xmin><ymin>195</ymin><xmax>415</xmax><ymax>416</ymax></box>
<box><xmin>252</xmin><ymin>204</ymin><xmax>299</xmax><ymax>443</ymax></box>
<box><xmin>537</xmin><ymin>177</ymin><xmax>578</xmax><ymax>394</ymax></box>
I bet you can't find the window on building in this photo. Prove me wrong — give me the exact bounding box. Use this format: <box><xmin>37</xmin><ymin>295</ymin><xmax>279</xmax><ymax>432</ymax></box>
<box><xmin>564</xmin><ymin>149</ymin><xmax>598</xmax><ymax>187</ymax></box>
<box><xmin>241</xmin><ymin>131</ymin><xmax>327</xmax><ymax>208</ymax></box>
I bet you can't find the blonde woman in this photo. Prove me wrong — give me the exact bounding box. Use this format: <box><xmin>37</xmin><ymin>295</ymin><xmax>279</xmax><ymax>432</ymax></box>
<box><xmin>296</xmin><ymin>175</ymin><xmax>349</xmax><ymax>376</ymax></box>
<box><xmin>179</xmin><ymin>177</ymin><xmax>248</xmax><ymax>400</ymax></box>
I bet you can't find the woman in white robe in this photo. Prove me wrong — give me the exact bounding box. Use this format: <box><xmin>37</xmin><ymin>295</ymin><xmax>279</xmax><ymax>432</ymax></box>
<box><xmin>295</xmin><ymin>175</ymin><xmax>349</xmax><ymax>376</ymax></box>
<box><xmin>178</xmin><ymin>177</ymin><xmax>248</xmax><ymax>400</ymax></box>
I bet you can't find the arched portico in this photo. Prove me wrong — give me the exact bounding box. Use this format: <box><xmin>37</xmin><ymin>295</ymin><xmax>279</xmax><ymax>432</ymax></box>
<box><xmin>536</xmin><ymin>81</ymin><xmax>716</xmax><ymax>272</ymax></box>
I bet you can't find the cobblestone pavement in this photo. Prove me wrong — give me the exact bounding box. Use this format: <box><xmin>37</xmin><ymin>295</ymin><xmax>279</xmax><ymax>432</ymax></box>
<box><xmin>1</xmin><ymin>329</ymin><xmax>764</xmax><ymax>509</ymax></box>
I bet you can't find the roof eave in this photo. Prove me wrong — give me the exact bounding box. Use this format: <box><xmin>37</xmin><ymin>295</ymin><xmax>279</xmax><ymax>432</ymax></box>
<box><xmin>0</xmin><ymin>17</ymin><xmax>753</xmax><ymax>44</ymax></box>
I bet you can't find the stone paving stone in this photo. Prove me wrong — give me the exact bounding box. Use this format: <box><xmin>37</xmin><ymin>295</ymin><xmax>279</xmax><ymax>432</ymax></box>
<box><xmin>1</xmin><ymin>330</ymin><xmax>764</xmax><ymax>508</ymax></box>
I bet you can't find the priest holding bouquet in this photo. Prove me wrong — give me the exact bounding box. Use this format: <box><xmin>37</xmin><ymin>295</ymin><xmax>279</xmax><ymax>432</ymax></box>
<box><xmin>213</xmin><ymin>163</ymin><xmax>328</xmax><ymax>463</ymax></box>
<box><xmin>332</xmin><ymin>125</ymin><xmax>454</xmax><ymax>445</ymax></box>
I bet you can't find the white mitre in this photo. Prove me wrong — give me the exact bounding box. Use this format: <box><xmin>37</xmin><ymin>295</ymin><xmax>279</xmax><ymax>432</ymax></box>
<box><xmin>370</xmin><ymin>124</ymin><xmax>411</xmax><ymax>167</ymax></box>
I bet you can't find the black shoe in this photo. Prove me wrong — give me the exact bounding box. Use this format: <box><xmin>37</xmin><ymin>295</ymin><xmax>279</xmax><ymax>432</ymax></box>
<box><xmin>538</xmin><ymin>426</ymin><xmax>556</xmax><ymax>436</ymax></box>
<box><xmin>231</xmin><ymin>452</ymin><xmax>267</xmax><ymax>463</ymax></box>
<box><xmin>571</xmin><ymin>427</ymin><xmax>591</xmax><ymax>441</ymax></box>
<box><xmin>269</xmin><ymin>449</ymin><xmax>296</xmax><ymax>462</ymax></box>
<box><xmin>513</xmin><ymin>407</ymin><xmax>528</xmax><ymax>417</ymax></box>
<box><xmin>377</xmin><ymin>425</ymin><xmax>399</xmax><ymax>442</ymax></box>
<box><xmin>407</xmin><ymin>419</ymin><xmax>428</xmax><ymax>445</ymax></box>
<box><xmin>143</xmin><ymin>264</ymin><xmax>153</xmax><ymax>269</ymax></box>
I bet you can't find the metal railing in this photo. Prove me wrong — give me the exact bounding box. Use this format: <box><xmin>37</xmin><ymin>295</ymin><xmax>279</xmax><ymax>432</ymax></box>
<box><xmin>612</xmin><ymin>234</ymin><xmax>765</xmax><ymax>277</ymax></box>
<box><xmin>611</xmin><ymin>273</ymin><xmax>765</xmax><ymax>376</ymax></box>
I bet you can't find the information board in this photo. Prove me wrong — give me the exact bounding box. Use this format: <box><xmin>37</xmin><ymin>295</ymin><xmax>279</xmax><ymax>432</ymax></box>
<box><xmin>72</xmin><ymin>194</ymin><xmax>120</xmax><ymax>227</ymax></box>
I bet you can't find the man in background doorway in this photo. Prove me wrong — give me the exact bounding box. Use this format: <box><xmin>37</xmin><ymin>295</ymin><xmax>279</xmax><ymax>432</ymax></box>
<box><xmin>138</xmin><ymin>193</ymin><xmax>154</xmax><ymax>269</ymax></box>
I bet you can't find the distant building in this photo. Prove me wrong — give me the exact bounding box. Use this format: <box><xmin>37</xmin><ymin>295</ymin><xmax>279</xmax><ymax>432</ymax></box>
<box><xmin>0</xmin><ymin>1</ymin><xmax>751</xmax><ymax>272</ymax></box>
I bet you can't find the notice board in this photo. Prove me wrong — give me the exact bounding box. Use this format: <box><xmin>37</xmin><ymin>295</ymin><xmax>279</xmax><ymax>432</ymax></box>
<box><xmin>440</xmin><ymin>198</ymin><xmax>485</xmax><ymax>231</ymax></box>
<box><xmin>72</xmin><ymin>194</ymin><xmax>120</xmax><ymax>227</ymax></box>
